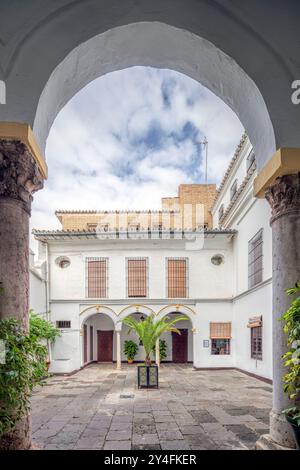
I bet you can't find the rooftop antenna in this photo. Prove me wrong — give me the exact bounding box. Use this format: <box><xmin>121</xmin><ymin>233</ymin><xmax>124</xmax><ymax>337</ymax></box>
<box><xmin>196</xmin><ymin>137</ymin><xmax>208</xmax><ymax>184</ymax></box>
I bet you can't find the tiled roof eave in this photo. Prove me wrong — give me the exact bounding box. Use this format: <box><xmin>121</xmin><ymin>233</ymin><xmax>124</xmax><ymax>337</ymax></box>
<box><xmin>32</xmin><ymin>228</ymin><xmax>237</xmax><ymax>240</ymax></box>
<box><xmin>219</xmin><ymin>165</ymin><xmax>257</xmax><ymax>225</ymax></box>
<box><xmin>211</xmin><ymin>132</ymin><xmax>248</xmax><ymax>212</ymax></box>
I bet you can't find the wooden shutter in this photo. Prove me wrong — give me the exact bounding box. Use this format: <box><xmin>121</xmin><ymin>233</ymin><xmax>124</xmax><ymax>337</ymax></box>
<box><xmin>248</xmin><ymin>230</ymin><xmax>263</xmax><ymax>288</ymax></box>
<box><xmin>168</xmin><ymin>259</ymin><xmax>187</xmax><ymax>298</ymax></box>
<box><xmin>127</xmin><ymin>258</ymin><xmax>147</xmax><ymax>297</ymax></box>
<box><xmin>87</xmin><ymin>258</ymin><xmax>107</xmax><ymax>298</ymax></box>
<box><xmin>210</xmin><ymin>322</ymin><xmax>231</xmax><ymax>339</ymax></box>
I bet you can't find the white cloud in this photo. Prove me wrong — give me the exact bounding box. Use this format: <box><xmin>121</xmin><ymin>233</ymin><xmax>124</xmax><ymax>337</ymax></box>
<box><xmin>31</xmin><ymin>66</ymin><xmax>243</xmax><ymax>250</ymax></box>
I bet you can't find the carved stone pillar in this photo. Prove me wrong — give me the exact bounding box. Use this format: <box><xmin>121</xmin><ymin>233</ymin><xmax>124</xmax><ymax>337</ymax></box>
<box><xmin>0</xmin><ymin>138</ymin><xmax>44</xmax><ymax>449</ymax></box>
<box><xmin>264</xmin><ymin>173</ymin><xmax>300</xmax><ymax>449</ymax></box>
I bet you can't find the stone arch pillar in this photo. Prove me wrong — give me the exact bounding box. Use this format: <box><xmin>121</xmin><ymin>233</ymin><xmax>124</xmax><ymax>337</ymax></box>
<box><xmin>0</xmin><ymin>123</ymin><xmax>46</xmax><ymax>450</ymax></box>
<box><xmin>255</xmin><ymin>150</ymin><xmax>300</xmax><ymax>450</ymax></box>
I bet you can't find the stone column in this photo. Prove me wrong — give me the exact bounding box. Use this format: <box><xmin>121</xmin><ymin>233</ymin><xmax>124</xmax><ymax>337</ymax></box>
<box><xmin>155</xmin><ymin>339</ymin><xmax>160</xmax><ymax>367</ymax></box>
<box><xmin>0</xmin><ymin>138</ymin><xmax>44</xmax><ymax>449</ymax></box>
<box><xmin>116</xmin><ymin>330</ymin><xmax>121</xmax><ymax>370</ymax></box>
<box><xmin>265</xmin><ymin>173</ymin><xmax>300</xmax><ymax>449</ymax></box>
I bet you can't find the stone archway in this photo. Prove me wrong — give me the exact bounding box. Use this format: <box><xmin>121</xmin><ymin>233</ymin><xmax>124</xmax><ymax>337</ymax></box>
<box><xmin>156</xmin><ymin>310</ymin><xmax>195</xmax><ymax>366</ymax></box>
<box><xmin>0</xmin><ymin>3</ymin><xmax>299</xmax><ymax>450</ymax></box>
<box><xmin>79</xmin><ymin>305</ymin><xmax>119</xmax><ymax>369</ymax></box>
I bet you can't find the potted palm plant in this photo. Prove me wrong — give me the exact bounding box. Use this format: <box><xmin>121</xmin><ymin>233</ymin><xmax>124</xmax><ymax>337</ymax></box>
<box><xmin>124</xmin><ymin>340</ymin><xmax>138</xmax><ymax>364</ymax></box>
<box><xmin>280</xmin><ymin>282</ymin><xmax>300</xmax><ymax>449</ymax></box>
<box><xmin>120</xmin><ymin>314</ymin><xmax>187</xmax><ymax>388</ymax></box>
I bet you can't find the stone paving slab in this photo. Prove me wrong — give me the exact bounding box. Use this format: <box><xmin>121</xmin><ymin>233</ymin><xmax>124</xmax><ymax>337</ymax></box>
<box><xmin>30</xmin><ymin>364</ymin><xmax>271</xmax><ymax>450</ymax></box>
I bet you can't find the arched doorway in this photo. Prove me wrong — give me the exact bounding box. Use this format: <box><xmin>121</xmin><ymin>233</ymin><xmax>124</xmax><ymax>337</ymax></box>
<box><xmin>82</xmin><ymin>313</ymin><xmax>115</xmax><ymax>365</ymax></box>
<box><xmin>118</xmin><ymin>306</ymin><xmax>153</xmax><ymax>363</ymax></box>
<box><xmin>159</xmin><ymin>312</ymin><xmax>194</xmax><ymax>365</ymax></box>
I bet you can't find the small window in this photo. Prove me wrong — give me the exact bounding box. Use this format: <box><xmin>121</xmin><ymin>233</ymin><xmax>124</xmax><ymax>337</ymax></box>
<box><xmin>56</xmin><ymin>320</ymin><xmax>71</xmax><ymax>328</ymax></box>
<box><xmin>230</xmin><ymin>179</ymin><xmax>238</xmax><ymax>200</ymax></box>
<box><xmin>247</xmin><ymin>152</ymin><xmax>256</xmax><ymax>173</ymax></box>
<box><xmin>251</xmin><ymin>326</ymin><xmax>262</xmax><ymax>360</ymax></box>
<box><xmin>55</xmin><ymin>256</ymin><xmax>71</xmax><ymax>269</ymax></box>
<box><xmin>210</xmin><ymin>322</ymin><xmax>231</xmax><ymax>355</ymax></box>
<box><xmin>218</xmin><ymin>204</ymin><xmax>224</xmax><ymax>221</ymax></box>
<box><xmin>211</xmin><ymin>339</ymin><xmax>230</xmax><ymax>355</ymax></box>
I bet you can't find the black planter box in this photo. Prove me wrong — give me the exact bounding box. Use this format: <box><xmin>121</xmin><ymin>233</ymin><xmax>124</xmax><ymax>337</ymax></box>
<box><xmin>137</xmin><ymin>364</ymin><xmax>159</xmax><ymax>389</ymax></box>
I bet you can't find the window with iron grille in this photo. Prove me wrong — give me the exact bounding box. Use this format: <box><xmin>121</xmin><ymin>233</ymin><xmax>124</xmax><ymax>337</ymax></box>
<box><xmin>210</xmin><ymin>322</ymin><xmax>231</xmax><ymax>355</ymax></box>
<box><xmin>246</xmin><ymin>151</ymin><xmax>256</xmax><ymax>173</ymax></box>
<box><xmin>251</xmin><ymin>326</ymin><xmax>262</xmax><ymax>360</ymax></box>
<box><xmin>248</xmin><ymin>229</ymin><xmax>263</xmax><ymax>288</ymax></box>
<box><xmin>126</xmin><ymin>258</ymin><xmax>148</xmax><ymax>297</ymax></box>
<box><xmin>56</xmin><ymin>320</ymin><xmax>71</xmax><ymax>328</ymax></box>
<box><xmin>167</xmin><ymin>258</ymin><xmax>188</xmax><ymax>298</ymax></box>
<box><xmin>230</xmin><ymin>179</ymin><xmax>238</xmax><ymax>200</ymax></box>
<box><xmin>86</xmin><ymin>257</ymin><xmax>108</xmax><ymax>298</ymax></box>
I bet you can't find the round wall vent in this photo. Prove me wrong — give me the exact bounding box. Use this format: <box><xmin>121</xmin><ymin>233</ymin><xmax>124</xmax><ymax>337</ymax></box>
<box><xmin>55</xmin><ymin>256</ymin><xmax>71</xmax><ymax>269</ymax></box>
<box><xmin>211</xmin><ymin>254</ymin><xmax>224</xmax><ymax>266</ymax></box>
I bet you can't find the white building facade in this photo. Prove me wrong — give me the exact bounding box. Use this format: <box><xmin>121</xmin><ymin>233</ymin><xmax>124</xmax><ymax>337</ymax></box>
<box><xmin>31</xmin><ymin>134</ymin><xmax>272</xmax><ymax>380</ymax></box>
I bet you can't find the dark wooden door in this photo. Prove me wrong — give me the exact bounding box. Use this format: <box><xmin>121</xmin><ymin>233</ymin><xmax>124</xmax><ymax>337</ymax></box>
<box><xmin>97</xmin><ymin>330</ymin><xmax>114</xmax><ymax>362</ymax></box>
<box><xmin>172</xmin><ymin>329</ymin><xmax>188</xmax><ymax>363</ymax></box>
<box><xmin>83</xmin><ymin>324</ymin><xmax>87</xmax><ymax>363</ymax></box>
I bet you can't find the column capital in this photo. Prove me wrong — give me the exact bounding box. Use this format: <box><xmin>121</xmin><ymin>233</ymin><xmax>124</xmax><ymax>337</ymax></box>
<box><xmin>265</xmin><ymin>173</ymin><xmax>300</xmax><ymax>223</ymax></box>
<box><xmin>0</xmin><ymin>139</ymin><xmax>44</xmax><ymax>214</ymax></box>
<box><xmin>254</xmin><ymin>148</ymin><xmax>300</xmax><ymax>198</ymax></box>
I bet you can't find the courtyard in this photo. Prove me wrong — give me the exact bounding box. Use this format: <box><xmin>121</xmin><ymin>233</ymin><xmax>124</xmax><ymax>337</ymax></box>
<box><xmin>31</xmin><ymin>364</ymin><xmax>271</xmax><ymax>450</ymax></box>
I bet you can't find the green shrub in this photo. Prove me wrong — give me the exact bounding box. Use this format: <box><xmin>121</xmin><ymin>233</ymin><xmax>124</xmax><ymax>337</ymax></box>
<box><xmin>281</xmin><ymin>282</ymin><xmax>300</xmax><ymax>423</ymax></box>
<box><xmin>0</xmin><ymin>313</ymin><xmax>60</xmax><ymax>436</ymax></box>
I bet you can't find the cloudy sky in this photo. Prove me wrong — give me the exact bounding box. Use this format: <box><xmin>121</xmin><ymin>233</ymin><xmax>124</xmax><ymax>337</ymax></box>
<box><xmin>30</xmin><ymin>66</ymin><xmax>243</xmax><ymax>246</ymax></box>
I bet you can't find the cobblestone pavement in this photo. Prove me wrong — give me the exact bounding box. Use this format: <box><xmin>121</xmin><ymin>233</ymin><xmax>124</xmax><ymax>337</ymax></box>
<box><xmin>31</xmin><ymin>364</ymin><xmax>271</xmax><ymax>450</ymax></box>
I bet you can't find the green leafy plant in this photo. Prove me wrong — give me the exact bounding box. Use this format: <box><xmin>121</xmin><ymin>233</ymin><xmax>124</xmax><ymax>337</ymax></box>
<box><xmin>120</xmin><ymin>314</ymin><xmax>187</xmax><ymax>365</ymax></box>
<box><xmin>123</xmin><ymin>340</ymin><xmax>139</xmax><ymax>361</ymax></box>
<box><xmin>280</xmin><ymin>282</ymin><xmax>300</xmax><ymax>424</ymax></box>
<box><xmin>0</xmin><ymin>313</ymin><xmax>60</xmax><ymax>436</ymax></box>
<box><xmin>152</xmin><ymin>339</ymin><xmax>168</xmax><ymax>361</ymax></box>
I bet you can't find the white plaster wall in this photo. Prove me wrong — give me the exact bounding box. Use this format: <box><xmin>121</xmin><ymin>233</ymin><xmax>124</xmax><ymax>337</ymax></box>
<box><xmin>49</xmin><ymin>302</ymin><xmax>81</xmax><ymax>373</ymax></box>
<box><xmin>49</xmin><ymin>238</ymin><xmax>234</xmax><ymax>301</ymax></box>
<box><xmin>233</xmin><ymin>282</ymin><xmax>272</xmax><ymax>380</ymax></box>
<box><xmin>29</xmin><ymin>271</ymin><xmax>46</xmax><ymax>315</ymax></box>
<box><xmin>232</xmin><ymin>198</ymin><xmax>272</xmax><ymax>296</ymax></box>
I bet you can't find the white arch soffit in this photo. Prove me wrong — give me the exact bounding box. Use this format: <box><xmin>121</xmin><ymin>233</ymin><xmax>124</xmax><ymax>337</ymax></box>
<box><xmin>34</xmin><ymin>22</ymin><xmax>275</xmax><ymax>170</ymax></box>
<box><xmin>118</xmin><ymin>304</ymin><xmax>154</xmax><ymax>323</ymax></box>
<box><xmin>80</xmin><ymin>305</ymin><xmax>117</xmax><ymax>327</ymax></box>
<box><xmin>156</xmin><ymin>304</ymin><xmax>195</xmax><ymax>327</ymax></box>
